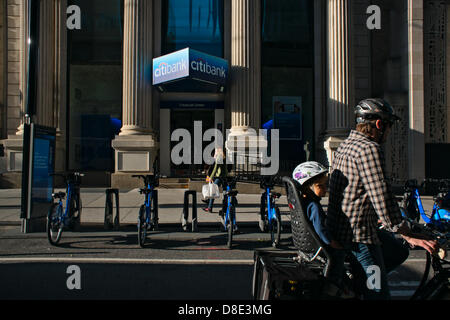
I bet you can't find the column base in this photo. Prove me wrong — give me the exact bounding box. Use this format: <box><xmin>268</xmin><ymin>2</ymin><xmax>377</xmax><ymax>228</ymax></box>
<box><xmin>111</xmin><ymin>134</ymin><xmax>159</xmax><ymax>187</ymax></box>
<box><xmin>322</xmin><ymin>133</ymin><xmax>349</xmax><ymax>167</ymax></box>
<box><xmin>225</xmin><ymin>128</ymin><xmax>268</xmax><ymax>174</ymax></box>
<box><xmin>1</xmin><ymin>135</ymin><xmax>24</xmax><ymax>188</ymax></box>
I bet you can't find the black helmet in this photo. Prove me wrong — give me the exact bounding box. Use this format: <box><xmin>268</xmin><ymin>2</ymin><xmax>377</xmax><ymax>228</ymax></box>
<box><xmin>355</xmin><ymin>98</ymin><xmax>401</xmax><ymax>124</ymax></box>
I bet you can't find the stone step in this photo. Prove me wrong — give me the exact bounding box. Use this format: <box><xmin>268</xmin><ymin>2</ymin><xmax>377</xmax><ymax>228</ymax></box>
<box><xmin>159</xmin><ymin>178</ymin><xmax>190</xmax><ymax>189</ymax></box>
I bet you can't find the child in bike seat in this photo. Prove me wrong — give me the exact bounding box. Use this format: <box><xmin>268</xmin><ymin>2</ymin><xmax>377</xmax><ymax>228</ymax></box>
<box><xmin>292</xmin><ymin>161</ymin><xmax>354</xmax><ymax>298</ymax></box>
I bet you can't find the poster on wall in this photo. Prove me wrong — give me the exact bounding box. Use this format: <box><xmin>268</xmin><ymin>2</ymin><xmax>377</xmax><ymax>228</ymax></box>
<box><xmin>272</xmin><ymin>96</ymin><xmax>302</xmax><ymax>140</ymax></box>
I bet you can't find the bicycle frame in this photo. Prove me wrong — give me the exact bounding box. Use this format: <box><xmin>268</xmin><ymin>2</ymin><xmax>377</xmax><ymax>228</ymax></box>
<box><xmin>431</xmin><ymin>186</ymin><xmax>450</xmax><ymax>228</ymax></box>
<box><xmin>224</xmin><ymin>183</ymin><xmax>236</xmax><ymax>230</ymax></box>
<box><xmin>63</xmin><ymin>182</ymin><xmax>73</xmax><ymax>225</ymax></box>
<box><xmin>144</xmin><ymin>180</ymin><xmax>154</xmax><ymax>225</ymax></box>
<box><xmin>265</xmin><ymin>187</ymin><xmax>277</xmax><ymax>229</ymax></box>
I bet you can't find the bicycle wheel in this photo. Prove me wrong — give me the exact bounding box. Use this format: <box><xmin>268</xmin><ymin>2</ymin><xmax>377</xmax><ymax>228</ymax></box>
<box><xmin>104</xmin><ymin>195</ymin><xmax>113</xmax><ymax>230</ymax></box>
<box><xmin>227</xmin><ymin>209</ymin><xmax>234</xmax><ymax>249</ymax></box>
<box><xmin>270</xmin><ymin>207</ymin><xmax>282</xmax><ymax>248</ymax></box>
<box><xmin>150</xmin><ymin>192</ymin><xmax>158</xmax><ymax>231</ymax></box>
<box><xmin>69</xmin><ymin>195</ymin><xmax>82</xmax><ymax>231</ymax></box>
<box><xmin>47</xmin><ymin>203</ymin><xmax>63</xmax><ymax>246</ymax></box>
<box><xmin>137</xmin><ymin>205</ymin><xmax>147</xmax><ymax>248</ymax></box>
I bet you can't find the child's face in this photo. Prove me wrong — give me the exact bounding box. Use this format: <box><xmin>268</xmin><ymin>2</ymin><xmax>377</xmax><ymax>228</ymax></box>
<box><xmin>312</xmin><ymin>175</ymin><xmax>328</xmax><ymax>198</ymax></box>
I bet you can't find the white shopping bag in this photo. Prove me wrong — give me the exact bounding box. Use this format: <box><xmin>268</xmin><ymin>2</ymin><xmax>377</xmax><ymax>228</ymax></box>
<box><xmin>202</xmin><ymin>182</ymin><xmax>220</xmax><ymax>199</ymax></box>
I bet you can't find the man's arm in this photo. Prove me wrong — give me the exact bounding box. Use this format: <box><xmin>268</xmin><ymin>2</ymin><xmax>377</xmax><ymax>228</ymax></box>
<box><xmin>358</xmin><ymin>144</ymin><xmax>438</xmax><ymax>253</ymax></box>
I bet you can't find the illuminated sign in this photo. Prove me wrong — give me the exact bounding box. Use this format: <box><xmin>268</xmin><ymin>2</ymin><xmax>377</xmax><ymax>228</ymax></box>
<box><xmin>152</xmin><ymin>48</ymin><xmax>228</xmax><ymax>87</ymax></box>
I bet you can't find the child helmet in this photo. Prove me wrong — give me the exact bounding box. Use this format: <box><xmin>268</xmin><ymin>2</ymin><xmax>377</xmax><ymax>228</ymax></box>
<box><xmin>292</xmin><ymin>161</ymin><xmax>328</xmax><ymax>186</ymax></box>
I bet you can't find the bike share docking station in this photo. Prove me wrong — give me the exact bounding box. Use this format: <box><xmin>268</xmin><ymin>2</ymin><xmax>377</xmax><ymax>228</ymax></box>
<box><xmin>104</xmin><ymin>188</ymin><xmax>120</xmax><ymax>230</ymax></box>
<box><xmin>181</xmin><ymin>190</ymin><xmax>198</xmax><ymax>232</ymax></box>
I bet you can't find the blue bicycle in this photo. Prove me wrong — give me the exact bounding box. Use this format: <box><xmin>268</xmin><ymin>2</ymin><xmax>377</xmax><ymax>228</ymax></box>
<box><xmin>259</xmin><ymin>175</ymin><xmax>282</xmax><ymax>248</ymax></box>
<box><xmin>399</xmin><ymin>179</ymin><xmax>450</xmax><ymax>232</ymax></box>
<box><xmin>219</xmin><ymin>176</ymin><xmax>239</xmax><ymax>249</ymax></box>
<box><xmin>133</xmin><ymin>174</ymin><xmax>159</xmax><ymax>248</ymax></box>
<box><xmin>428</xmin><ymin>179</ymin><xmax>450</xmax><ymax>231</ymax></box>
<box><xmin>47</xmin><ymin>172</ymin><xmax>84</xmax><ymax>246</ymax></box>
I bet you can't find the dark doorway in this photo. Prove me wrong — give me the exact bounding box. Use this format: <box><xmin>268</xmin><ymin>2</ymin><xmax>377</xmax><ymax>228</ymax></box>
<box><xmin>170</xmin><ymin>109</ymin><xmax>215</xmax><ymax>177</ymax></box>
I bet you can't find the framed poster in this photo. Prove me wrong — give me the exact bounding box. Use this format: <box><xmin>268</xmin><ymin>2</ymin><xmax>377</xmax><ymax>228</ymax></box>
<box><xmin>272</xmin><ymin>96</ymin><xmax>302</xmax><ymax>140</ymax></box>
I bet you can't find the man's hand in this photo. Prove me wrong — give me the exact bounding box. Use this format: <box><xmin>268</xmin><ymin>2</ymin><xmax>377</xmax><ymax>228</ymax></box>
<box><xmin>401</xmin><ymin>233</ymin><xmax>439</xmax><ymax>255</ymax></box>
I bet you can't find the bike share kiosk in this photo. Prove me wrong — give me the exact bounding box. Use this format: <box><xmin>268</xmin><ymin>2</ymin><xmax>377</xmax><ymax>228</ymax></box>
<box><xmin>21</xmin><ymin>123</ymin><xmax>56</xmax><ymax>233</ymax></box>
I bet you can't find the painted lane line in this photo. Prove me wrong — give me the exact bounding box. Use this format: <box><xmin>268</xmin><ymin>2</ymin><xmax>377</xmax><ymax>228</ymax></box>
<box><xmin>0</xmin><ymin>257</ymin><xmax>255</xmax><ymax>265</ymax></box>
<box><xmin>390</xmin><ymin>290</ymin><xmax>416</xmax><ymax>297</ymax></box>
<box><xmin>389</xmin><ymin>281</ymin><xmax>421</xmax><ymax>287</ymax></box>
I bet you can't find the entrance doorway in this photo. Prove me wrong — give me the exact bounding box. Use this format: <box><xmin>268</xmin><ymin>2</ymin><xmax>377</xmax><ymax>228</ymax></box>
<box><xmin>170</xmin><ymin>109</ymin><xmax>216</xmax><ymax>177</ymax></box>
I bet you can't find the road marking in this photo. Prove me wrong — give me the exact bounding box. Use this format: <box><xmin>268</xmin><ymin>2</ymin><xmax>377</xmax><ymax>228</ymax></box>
<box><xmin>390</xmin><ymin>290</ymin><xmax>416</xmax><ymax>297</ymax></box>
<box><xmin>0</xmin><ymin>257</ymin><xmax>255</xmax><ymax>265</ymax></box>
<box><xmin>407</xmin><ymin>259</ymin><xmax>427</xmax><ymax>263</ymax></box>
<box><xmin>389</xmin><ymin>281</ymin><xmax>420</xmax><ymax>287</ymax></box>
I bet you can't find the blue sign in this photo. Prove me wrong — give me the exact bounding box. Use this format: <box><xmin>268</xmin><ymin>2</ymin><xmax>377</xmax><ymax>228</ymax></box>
<box><xmin>153</xmin><ymin>48</ymin><xmax>228</xmax><ymax>87</ymax></box>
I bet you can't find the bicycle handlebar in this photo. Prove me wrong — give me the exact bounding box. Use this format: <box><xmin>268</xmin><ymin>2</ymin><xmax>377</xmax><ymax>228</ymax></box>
<box><xmin>405</xmin><ymin>216</ymin><xmax>449</xmax><ymax>254</ymax></box>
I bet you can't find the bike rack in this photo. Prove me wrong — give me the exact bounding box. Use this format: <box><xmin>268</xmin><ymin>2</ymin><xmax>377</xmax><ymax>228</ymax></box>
<box><xmin>181</xmin><ymin>190</ymin><xmax>198</xmax><ymax>232</ymax></box>
<box><xmin>104</xmin><ymin>188</ymin><xmax>120</xmax><ymax>230</ymax></box>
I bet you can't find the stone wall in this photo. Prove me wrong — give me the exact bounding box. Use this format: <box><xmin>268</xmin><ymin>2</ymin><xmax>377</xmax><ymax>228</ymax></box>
<box><xmin>0</xmin><ymin>0</ymin><xmax>5</xmax><ymax>140</ymax></box>
<box><xmin>6</xmin><ymin>0</ymin><xmax>22</xmax><ymax>136</ymax></box>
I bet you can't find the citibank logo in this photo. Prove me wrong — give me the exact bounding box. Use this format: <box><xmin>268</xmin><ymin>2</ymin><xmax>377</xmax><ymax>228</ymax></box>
<box><xmin>191</xmin><ymin>58</ymin><xmax>226</xmax><ymax>78</ymax></box>
<box><xmin>154</xmin><ymin>59</ymin><xmax>188</xmax><ymax>78</ymax></box>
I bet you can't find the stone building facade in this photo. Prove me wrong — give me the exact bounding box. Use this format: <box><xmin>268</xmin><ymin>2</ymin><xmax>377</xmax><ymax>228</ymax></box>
<box><xmin>0</xmin><ymin>0</ymin><xmax>449</xmax><ymax>188</ymax></box>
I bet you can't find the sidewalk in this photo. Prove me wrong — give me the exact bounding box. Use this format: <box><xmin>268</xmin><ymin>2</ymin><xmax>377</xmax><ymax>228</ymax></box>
<box><xmin>0</xmin><ymin>188</ymin><xmax>437</xmax><ymax>227</ymax></box>
<box><xmin>0</xmin><ymin>188</ymin><xmax>292</xmax><ymax>227</ymax></box>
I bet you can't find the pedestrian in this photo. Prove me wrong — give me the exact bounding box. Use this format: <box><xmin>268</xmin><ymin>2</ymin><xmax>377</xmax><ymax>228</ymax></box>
<box><xmin>203</xmin><ymin>148</ymin><xmax>228</xmax><ymax>213</ymax></box>
<box><xmin>327</xmin><ymin>98</ymin><xmax>438</xmax><ymax>300</ymax></box>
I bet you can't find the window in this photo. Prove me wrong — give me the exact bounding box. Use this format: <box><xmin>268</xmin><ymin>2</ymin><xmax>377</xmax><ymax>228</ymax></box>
<box><xmin>261</xmin><ymin>0</ymin><xmax>314</xmax><ymax>167</ymax></box>
<box><xmin>162</xmin><ymin>0</ymin><xmax>224</xmax><ymax>57</ymax></box>
<box><xmin>67</xmin><ymin>0</ymin><xmax>124</xmax><ymax>171</ymax></box>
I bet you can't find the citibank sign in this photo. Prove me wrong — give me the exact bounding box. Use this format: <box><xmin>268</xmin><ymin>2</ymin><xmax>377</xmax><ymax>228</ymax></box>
<box><xmin>152</xmin><ymin>48</ymin><xmax>228</xmax><ymax>87</ymax></box>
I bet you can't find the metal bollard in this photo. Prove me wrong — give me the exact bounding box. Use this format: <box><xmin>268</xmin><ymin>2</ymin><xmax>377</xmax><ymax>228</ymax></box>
<box><xmin>153</xmin><ymin>189</ymin><xmax>159</xmax><ymax>229</ymax></box>
<box><xmin>181</xmin><ymin>190</ymin><xmax>197</xmax><ymax>232</ymax></box>
<box><xmin>104</xmin><ymin>188</ymin><xmax>120</xmax><ymax>230</ymax></box>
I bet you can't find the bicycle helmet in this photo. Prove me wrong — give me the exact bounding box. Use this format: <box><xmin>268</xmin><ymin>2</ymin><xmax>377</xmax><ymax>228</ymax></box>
<box><xmin>292</xmin><ymin>161</ymin><xmax>328</xmax><ymax>186</ymax></box>
<box><xmin>355</xmin><ymin>98</ymin><xmax>401</xmax><ymax>125</ymax></box>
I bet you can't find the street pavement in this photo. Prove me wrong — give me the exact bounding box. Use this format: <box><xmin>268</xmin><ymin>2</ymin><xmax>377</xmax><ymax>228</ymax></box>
<box><xmin>0</xmin><ymin>187</ymin><xmax>439</xmax><ymax>300</ymax></box>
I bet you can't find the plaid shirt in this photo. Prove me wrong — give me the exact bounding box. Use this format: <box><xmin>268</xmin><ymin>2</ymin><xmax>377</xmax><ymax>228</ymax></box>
<box><xmin>326</xmin><ymin>130</ymin><xmax>406</xmax><ymax>245</ymax></box>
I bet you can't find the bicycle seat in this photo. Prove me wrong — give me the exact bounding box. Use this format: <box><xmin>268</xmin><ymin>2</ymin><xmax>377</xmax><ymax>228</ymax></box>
<box><xmin>52</xmin><ymin>192</ymin><xmax>66</xmax><ymax>199</ymax></box>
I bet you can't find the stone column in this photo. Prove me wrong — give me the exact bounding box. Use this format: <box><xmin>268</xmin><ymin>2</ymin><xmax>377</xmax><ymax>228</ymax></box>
<box><xmin>323</xmin><ymin>0</ymin><xmax>354</xmax><ymax>166</ymax></box>
<box><xmin>112</xmin><ymin>0</ymin><xmax>158</xmax><ymax>186</ymax></box>
<box><xmin>34</xmin><ymin>0</ymin><xmax>56</xmax><ymax>128</ymax></box>
<box><xmin>2</xmin><ymin>0</ymin><xmax>28</xmax><ymax>186</ymax></box>
<box><xmin>2</xmin><ymin>0</ymin><xmax>66</xmax><ymax>187</ymax></box>
<box><xmin>407</xmin><ymin>0</ymin><xmax>425</xmax><ymax>180</ymax></box>
<box><xmin>226</xmin><ymin>0</ymin><xmax>265</xmax><ymax>170</ymax></box>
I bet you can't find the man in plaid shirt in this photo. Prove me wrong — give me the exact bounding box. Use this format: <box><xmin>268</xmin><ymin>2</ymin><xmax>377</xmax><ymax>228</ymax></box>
<box><xmin>327</xmin><ymin>98</ymin><xmax>438</xmax><ymax>300</ymax></box>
